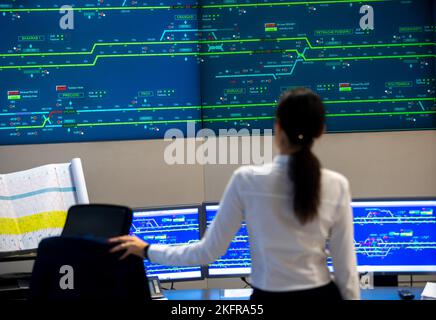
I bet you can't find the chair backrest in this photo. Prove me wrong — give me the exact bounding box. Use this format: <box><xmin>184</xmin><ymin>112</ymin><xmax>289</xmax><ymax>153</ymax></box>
<box><xmin>62</xmin><ymin>204</ymin><xmax>132</xmax><ymax>238</ymax></box>
<box><xmin>29</xmin><ymin>237</ymin><xmax>150</xmax><ymax>301</ymax></box>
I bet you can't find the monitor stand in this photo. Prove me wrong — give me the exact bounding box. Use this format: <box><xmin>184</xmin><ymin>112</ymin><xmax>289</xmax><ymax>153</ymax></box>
<box><xmin>374</xmin><ymin>274</ymin><xmax>398</xmax><ymax>287</ymax></box>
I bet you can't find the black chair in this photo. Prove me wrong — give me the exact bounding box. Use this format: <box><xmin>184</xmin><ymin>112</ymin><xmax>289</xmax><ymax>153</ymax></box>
<box><xmin>29</xmin><ymin>237</ymin><xmax>150</xmax><ymax>301</ymax></box>
<box><xmin>62</xmin><ymin>204</ymin><xmax>133</xmax><ymax>238</ymax></box>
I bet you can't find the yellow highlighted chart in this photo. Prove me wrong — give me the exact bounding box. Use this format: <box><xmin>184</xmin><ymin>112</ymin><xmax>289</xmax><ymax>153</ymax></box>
<box><xmin>0</xmin><ymin>211</ymin><xmax>67</xmax><ymax>235</ymax></box>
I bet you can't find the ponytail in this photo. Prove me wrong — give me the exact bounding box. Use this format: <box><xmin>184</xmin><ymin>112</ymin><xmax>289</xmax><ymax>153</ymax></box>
<box><xmin>289</xmin><ymin>143</ymin><xmax>321</xmax><ymax>224</ymax></box>
<box><xmin>276</xmin><ymin>87</ymin><xmax>325</xmax><ymax>225</ymax></box>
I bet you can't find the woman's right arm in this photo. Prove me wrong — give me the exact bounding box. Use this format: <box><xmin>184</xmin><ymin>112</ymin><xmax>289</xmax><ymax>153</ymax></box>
<box><xmin>146</xmin><ymin>170</ymin><xmax>244</xmax><ymax>266</ymax></box>
<box><xmin>329</xmin><ymin>178</ymin><xmax>360</xmax><ymax>300</ymax></box>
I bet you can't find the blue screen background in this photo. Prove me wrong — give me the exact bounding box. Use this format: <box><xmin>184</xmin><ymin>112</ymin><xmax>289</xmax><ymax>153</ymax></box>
<box><xmin>130</xmin><ymin>208</ymin><xmax>202</xmax><ymax>280</ymax></box>
<box><xmin>0</xmin><ymin>0</ymin><xmax>435</xmax><ymax>145</ymax></box>
<box><xmin>351</xmin><ymin>204</ymin><xmax>436</xmax><ymax>270</ymax></box>
<box><xmin>206</xmin><ymin>206</ymin><xmax>251</xmax><ymax>275</ymax></box>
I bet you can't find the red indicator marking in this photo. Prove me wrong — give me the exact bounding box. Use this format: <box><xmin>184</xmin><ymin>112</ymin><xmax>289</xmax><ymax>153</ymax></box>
<box><xmin>264</xmin><ymin>23</ymin><xmax>277</xmax><ymax>28</ymax></box>
<box><xmin>8</xmin><ymin>90</ymin><xmax>20</xmax><ymax>96</ymax></box>
<box><xmin>56</xmin><ymin>85</ymin><xmax>68</xmax><ymax>91</ymax></box>
<box><xmin>48</xmin><ymin>110</ymin><xmax>63</xmax><ymax>118</ymax></box>
<box><xmin>339</xmin><ymin>83</ymin><xmax>350</xmax><ymax>87</ymax></box>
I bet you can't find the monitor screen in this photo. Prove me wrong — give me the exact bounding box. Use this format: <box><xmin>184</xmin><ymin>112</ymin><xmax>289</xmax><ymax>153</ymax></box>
<box><xmin>130</xmin><ymin>206</ymin><xmax>203</xmax><ymax>281</ymax></box>
<box><xmin>326</xmin><ymin>200</ymin><xmax>436</xmax><ymax>273</ymax></box>
<box><xmin>350</xmin><ymin>200</ymin><xmax>436</xmax><ymax>273</ymax></box>
<box><xmin>204</xmin><ymin>204</ymin><xmax>251</xmax><ymax>277</ymax></box>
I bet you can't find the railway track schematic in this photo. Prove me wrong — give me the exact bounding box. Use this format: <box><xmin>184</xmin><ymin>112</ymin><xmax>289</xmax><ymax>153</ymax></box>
<box><xmin>130</xmin><ymin>207</ymin><xmax>203</xmax><ymax>281</ymax></box>
<box><xmin>0</xmin><ymin>0</ymin><xmax>435</xmax><ymax>145</ymax></box>
<box><xmin>352</xmin><ymin>201</ymin><xmax>436</xmax><ymax>271</ymax></box>
<box><xmin>205</xmin><ymin>204</ymin><xmax>251</xmax><ymax>276</ymax></box>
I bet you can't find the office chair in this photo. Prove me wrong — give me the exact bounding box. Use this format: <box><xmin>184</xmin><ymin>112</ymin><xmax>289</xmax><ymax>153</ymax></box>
<box><xmin>29</xmin><ymin>236</ymin><xmax>150</xmax><ymax>301</ymax></box>
<box><xmin>62</xmin><ymin>204</ymin><xmax>133</xmax><ymax>238</ymax></box>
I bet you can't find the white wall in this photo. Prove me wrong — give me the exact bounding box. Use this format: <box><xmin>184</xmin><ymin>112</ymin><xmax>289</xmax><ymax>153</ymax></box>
<box><xmin>1</xmin><ymin>131</ymin><xmax>435</xmax><ymax>205</ymax></box>
<box><xmin>204</xmin><ymin>130</ymin><xmax>436</xmax><ymax>200</ymax></box>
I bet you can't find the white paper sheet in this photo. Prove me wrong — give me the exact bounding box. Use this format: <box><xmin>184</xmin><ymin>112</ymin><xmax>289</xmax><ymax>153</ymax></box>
<box><xmin>70</xmin><ymin>158</ymin><xmax>89</xmax><ymax>204</ymax></box>
<box><xmin>223</xmin><ymin>289</ymin><xmax>253</xmax><ymax>298</ymax></box>
<box><xmin>421</xmin><ymin>282</ymin><xmax>436</xmax><ymax>299</ymax></box>
<box><xmin>0</xmin><ymin>158</ymin><xmax>88</xmax><ymax>252</ymax></box>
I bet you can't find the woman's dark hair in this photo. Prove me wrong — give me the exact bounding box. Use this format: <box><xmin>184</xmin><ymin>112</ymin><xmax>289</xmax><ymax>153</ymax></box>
<box><xmin>276</xmin><ymin>87</ymin><xmax>325</xmax><ymax>224</ymax></box>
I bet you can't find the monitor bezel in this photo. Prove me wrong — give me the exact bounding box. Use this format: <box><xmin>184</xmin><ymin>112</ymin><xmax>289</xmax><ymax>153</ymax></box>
<box><xmin>350</xmin><ymin>197</ymin><xmax>436</xmax><ymax>275</ymax></box>
<box><xmin>201</xmin><ymin>201</ymin><xmax>252</xmax><ymax>279</ymax></box>
<box><xmin>132</xmin><ymin>204</ymin><xmax>206</xmax><ymax>283</ymax></box>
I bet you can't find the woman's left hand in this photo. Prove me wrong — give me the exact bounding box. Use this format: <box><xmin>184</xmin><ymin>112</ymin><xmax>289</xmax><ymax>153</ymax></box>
<box><xmin>108</xmin><ymin>235</ymin><xmax>149</xmax><ymax>260</ymax></box>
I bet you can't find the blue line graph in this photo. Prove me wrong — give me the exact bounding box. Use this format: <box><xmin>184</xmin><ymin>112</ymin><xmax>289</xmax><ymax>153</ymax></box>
<box><xmin>0</xmin><ymin>187</ymin><xmax>76</xmax><ymax>201</ymax></box>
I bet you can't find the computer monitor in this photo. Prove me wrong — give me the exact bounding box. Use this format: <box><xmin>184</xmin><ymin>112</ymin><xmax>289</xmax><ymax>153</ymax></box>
<box><xmin>130</xmin><ymin>205</ymin><xmax>204</xmax><ymax>282</ymax></box>
<box><xmin>327</xmin><ymin>199</ymin><xmax>436</xmax><ymax>273</ymax></box>
<box><xmin>203</xmin><ymin>203</ymin><xmax>251</xmax><ymax>277</ymax></box>
<box><xmin>206</xmin><ymin>199</ymin><xmax>436</xmax><ymax>277</ymax></box>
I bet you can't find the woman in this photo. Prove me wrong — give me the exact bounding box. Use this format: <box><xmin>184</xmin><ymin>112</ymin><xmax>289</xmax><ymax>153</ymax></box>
<box><xmin>109</xmin><ymin>87</ymin><xmax>360</xmax><ymax>300</ymax></box>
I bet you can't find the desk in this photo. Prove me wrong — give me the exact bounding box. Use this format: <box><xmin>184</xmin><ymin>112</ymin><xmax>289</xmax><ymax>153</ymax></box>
<box><xmin>164</xmin><ymin>287</ymin><xmax>424</xmax><ymax>300</ymax></box>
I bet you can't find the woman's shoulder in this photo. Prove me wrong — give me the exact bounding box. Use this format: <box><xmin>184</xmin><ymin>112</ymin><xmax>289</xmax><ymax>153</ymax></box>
<box><xmin>321</xmin><ymin>168</ymin><xmax>350</xmax><ymax>189</ymax></box>
<box><xmin>233</xmin><ymin>162</ymin><xmax>276</xmax><ymax>178</ymax></box>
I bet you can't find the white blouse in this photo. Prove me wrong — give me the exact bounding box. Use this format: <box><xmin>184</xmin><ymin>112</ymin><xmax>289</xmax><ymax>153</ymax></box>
<box><xmin>148</xmin><ymin>155</ymin><xmax>360</xmax><ymax>299</ymax></box>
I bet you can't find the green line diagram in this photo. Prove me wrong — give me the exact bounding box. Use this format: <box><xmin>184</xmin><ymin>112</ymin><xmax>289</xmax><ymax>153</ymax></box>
<box><xmin>1</xmin><ymin>0</ymin><xmax>435</xmax><ymax>144</ymax></box>
<box><xmin>3</xmin><ymin>97</ymin><xmax>434</xmax><ymax>130</ymax></box>
<box><xmin>1</xmin><ymin>37</ymin><xmax>434</xmax><ymax>58</ymax></box>
<box><xmin>0</xmin><ymin>0</ymin><xmax>391</xmax><ymax>12</ymax></box>
<box><xmin>1</xmin><ymin>39</ymin><xmax>434</xmax><ymax>70</ymax></box>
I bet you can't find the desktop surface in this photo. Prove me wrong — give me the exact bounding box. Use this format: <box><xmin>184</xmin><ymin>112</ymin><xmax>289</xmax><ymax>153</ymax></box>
<box><xmin>163</xmin><ymin>287</ymin><xmax>424</xmax><ymax>301</ymax></box>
